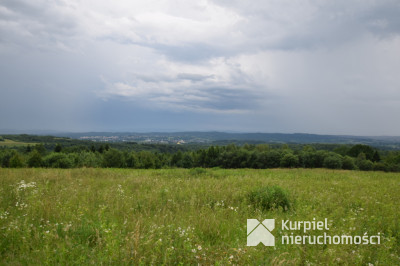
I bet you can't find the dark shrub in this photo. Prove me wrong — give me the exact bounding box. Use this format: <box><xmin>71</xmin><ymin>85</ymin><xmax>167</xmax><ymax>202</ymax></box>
<box><xmin>28</xmin><ymin>150</ymin><xmax>43</xmax><ymax>167</ymax></box>
<box><xmin>9</xmin><ymin>154</ymin><xmax>24</xmax><ymax>168</ymax></box>
<box><xmin>0</xmin><ymin>150</ymin><xmax>16</xmax><ymax>167</ymax></box>
<box><xmin>189</xmin><ymin>167</ymin><xmax>207</xmax><ymax>176</ymax></box>
<box><xmin>137</xmin><ymin>151</ymin><xmax>156</xmax><ymax>169</ymax></box>
<box><xmin>102</xmin><ymin>149</ymin><xmax>125</xmax><ymax>168</ymax></box>
<box><xmin>280</xmin><ymin>153</ymin><xmax>299</xmax><ymax>168</ymax></box>
<box><xmin>126</xmin><ymin>152</ymin><xmax>138</xmax><ymax>168</ymax></box>
<box><xmin>372</xmin><ymin>162</ymin><xmax>387</xmax><ymax>172</ymax></box>
<box><xmin>247</xmin><ymin>185</ymin><xmax>291</xmax><ymax>211</ymax></box>
<box><xmin>76</xmin><ymin>152</ymin><xmax>102</xmax><ymax>168</ymax></box>
<box><xmin>181</xmin><ymin>153</ymin><xmax>194</xmax><ymax>168</ymax></box>
<box><xmin>386</xmin><ymin>163</ymin><xmax>400</xmax><ymax>172</ymax></box>
<box><xmin>265</xmin><ymin>150</ymin><xmax>282</xmax><ymax>168</ymax></box>
<box><xmin>314</xmin><ymin>150</ymin><xmax>329</xmax><ymax>168</ymax></box>
<box><xmin>342</xmin><ymin>156</ymin><xmax>356</xmax><ymax>170</ymax></box>
<box><xmin>357</xmin><ymin>159</ymin><xmax>373</xmax><ymax>171</ymax></box>
<box><xmin>323</xmin><ymin>154</ymin><xmax>343</xmax><ymax>169</ymax></box>
<box><xmin>300</xmin><ymin>151</ymin><xmax>317</xmax><ymax>168</ymax></box>
<box><xmin>348</xmin><ymin>144</ymin><xmax>375</xmax><ymax>160</ymax></box>
<box><xmin>43</xmin><ymin>153</ymin><xmax>74</xmax><ymax>168</ymax></box>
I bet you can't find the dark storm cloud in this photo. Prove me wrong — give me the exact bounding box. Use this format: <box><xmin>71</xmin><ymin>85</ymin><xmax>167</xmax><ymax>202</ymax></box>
<box><xmin>363</xmin><ymin>2</ymin><xmax>400</xmax><ymax>37</ymax></box>
<box><xmin>0</xmin><ymin>2</ymin><xmax>77</xmax><ymax>34</ymax></box>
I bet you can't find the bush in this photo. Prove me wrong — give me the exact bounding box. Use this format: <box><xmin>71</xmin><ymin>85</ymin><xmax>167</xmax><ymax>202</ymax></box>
<box><xmin>76</xmin><ymin>152</ymin><xmax>102</xmax><ymax>168</ymax></box>
<box><xmin>9</xmin><ymin>154</ymin><xmax>25</xmax><ymax>168</ymax></box>
<box><xmin>181</xmin><ymin>153</ymin><xmax>194</xmax><ymax>168</ymax></box>
<box><xmin>312</xmin><ymin>150</ymin><xmax>329</xmax><ymax>168</ymax></box>
<box><xmin>126</xmin><ymin>152</ymin><xmax>138</xmax><ymax>168</ymax></box>
<box><xmin>247</xmin><ymin>185</ymin><xmax>291</xmax><ymax>211</ymax></box>
<box><xmin>28</xmin><ymin>150</ymin><xmax>43</xmax><ymax>167</ymax></box>
<box><xmin>102</xmin><ymin>149</ymin><xmax>125</xmax><ymax>168</ymax></box>
<box><xmin>300</xmin><ymin>151</ymin><xmax>317</xmax><ymax>168</ymax></box>
<box><xmin>265</xmin><ymin>150</ymin><xmax>282</xmax><ymax>168</ymax></box>
<box><xmin>43</xmin><ymin>153</ymin><xmax>74</xmax><ymax>168</ymax></box>
<box><xmin>372</xmin><ymin>162</ymin><xmax>387</xmax><ymax>172</ymax></box>
<box><xmin>189</xmin><ymin>167</ymin><xmax>207</xmax><ymax>176</ymax></box>
<box><xmin>323</xmin><ymin>154</ymin><xmax>343</xmax><ymax>169</ymax></box>
<box><xmin>280</xmin><ymin>153</ymin><xmax>299</xmax><ymax>168</ymax></box>
<box><xmin>386</xmin><ymin>163</ymin><xmax>400</xmax><ymax>172</ymax></box>
<box><xmin>136</xmin><ymin>151</ymin><xmax>156</xmax><ymax>169</ymax></box>
<box><xmin>342</xmin><ymin>156</ymin><xmax>356</xmax><ymax>170</ymax></box>
<box><xmin>0</xmin><ymin>150</ymin><xmax>16</xmax><ymax>167</ymax></box>
<box><xmin>357</xmin><ymin>159</ymin><xmax>373</xmax><ymax>171</ymax></box>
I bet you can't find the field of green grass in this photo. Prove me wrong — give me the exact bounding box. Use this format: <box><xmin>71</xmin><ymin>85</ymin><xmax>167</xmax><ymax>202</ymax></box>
<box><xmin>0</xmin><ymin>168</ymin><xmax>399</xmax><ymax>265</ymax></box>
<box><xmin>0</xmin><ymin>139</ymin><xmax>36</xmax><ymax>147</ymax></box>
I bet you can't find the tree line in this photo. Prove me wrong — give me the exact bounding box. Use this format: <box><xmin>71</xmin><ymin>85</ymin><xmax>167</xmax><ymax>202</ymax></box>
<box><xmin>1</xmin><ymin>142</ymin><xmax>400</xmax><ymax>172</ymax></box>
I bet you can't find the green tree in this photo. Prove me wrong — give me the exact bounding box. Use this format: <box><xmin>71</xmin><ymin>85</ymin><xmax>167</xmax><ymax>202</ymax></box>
<box><xmin>206</xmin><ymin>146</ymin><xmax>220</xmax><ymax>167</ymax></box>
<box><xmin>357</xmin><ymin>159</ymin><xmax>373</xmax><ymax>171</ymax></box>
<box><xmin>54</xmin><ymin>143</ymin><xmax>62</xmax><ymax>153</ymax></box>
<box><xmin>314</xmin><ymin>150</ymin><xmax>329</xmax><ymax>168</ymax></box>
<box><xmin>280</xmin><ymin>153</ymin><xmax>299</xmax><ymax>168</ymax></box>
<box><xmin>0</xmin><ymin>150</ymin><xmax>16</xmax><ymax>167</ymax></box>
<box><xmin>333</xmin><ymin>145</ymin><xmax>350</xmax><ymax>156</ymax></box>
<box><xmin>126</xmin><ymin>152</ymin><xmax>138</xmax><ymax>168</ymax></box>
<box><xmin>299</xmin><ymin>151</ymin><xmax>317</xmax><ymax>168</ymax></box>
<box><xmin>342</xmin><ymin>156</ymin><xmax>356</xmax><ymax>170</ymax></box>
<box><xmin>76</xmin><ymin>152</ymin><xmax>102</xmax><ymax>168</ymax></box>
<box><xmin>102</xmin><ymin>149</ymin><xmax>125</xmax><ymax>168</ymax></box>
<box><xmin>28</xmin><ymin>150</ymin><xmax>43</xmax><ymax>168</ymax></box>
<box><xmin>323</xmin><ymin>154</ymin><xmax>343</xmax><ymax>169</ymax></box>
<box><xmin>265</xmin><ymin>150</ymin><xmax>282</xmax><ymax>168</ymax></box>
<box><xmin>137</xmin><ymin>151</ymin><xmax>156</xmax><ymax>169</ymax></box>
<box><xmin>43</xmin><ymin>153</ymin><xmax>74</xmax><ymax>168</ymax></box>
<box><xmin>372</xmin><ymin>162</ymin><xmax>387</xmax><ymax>172</ymax></box>
<box><xmin>255</xmin><ymin>144</ymin><xmax>269</xmax><ymax>152</ymax></box>
<box><xmin>181</xmin><ymin>153</ymin><xmax>194</xmax><ymax>168</ymax></box>
<box><xmin>372</xmin><ymin>151</ymin><xmax>381</xmax><ymax>162</ymax></box>
<box><xmin>355</xmin><ymin>153</ymin><xmax>373</xmax><ymax>171</ymax></box>
<box><xmin>90</xmin><ymin>145</ymin><xmax>96</xmax><ymax>153</ymax></box>
<box><xmin>171</xmin><ymin>151</ymin><xmax>183</xmax><ymax>167</ymax></box>
<box><xmin>348</xmin><ymin>144</ymin><xmax>375</xmax><ymax>160</ymax></box>
<box><xmin>34</xmin><ymin>144</ymin><xmax>47</xmax><ymax>155</ymax></box>
<box><xmin>9</xmin><ymin>154</ymin><xmax>24</xmax><ymax>168</ymax></box>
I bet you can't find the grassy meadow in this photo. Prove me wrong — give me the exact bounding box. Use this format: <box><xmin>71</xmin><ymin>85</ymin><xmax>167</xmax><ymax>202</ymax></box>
<box><xmin>0</xmin><ymin>168</ymin><xmax>399</xmax><ymax>265</ymax></box>
<box><xmin>0</xmin><ymin>139</ymin><xmax>37</xmax><ymax>147</ymax></box>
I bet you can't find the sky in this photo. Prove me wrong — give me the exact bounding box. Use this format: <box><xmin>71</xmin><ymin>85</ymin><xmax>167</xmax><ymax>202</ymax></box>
<box><xmin>1</xmin><ymin>0</ymin><xmax>400</xmax><ymax>135</ymax></box>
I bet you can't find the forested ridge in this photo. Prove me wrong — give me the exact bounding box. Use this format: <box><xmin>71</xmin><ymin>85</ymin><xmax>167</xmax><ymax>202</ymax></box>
<box><xmin>1</xmin><ymin>134</ymin><xmax>400</xmax><ymax>172</ymax></box>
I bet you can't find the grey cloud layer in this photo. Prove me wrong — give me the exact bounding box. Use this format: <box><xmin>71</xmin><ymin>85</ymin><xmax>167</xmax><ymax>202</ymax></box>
<box><xmin>1</xmin><ymin>0</ymin><xmax>400</xmax><ymax>134</ymax></box>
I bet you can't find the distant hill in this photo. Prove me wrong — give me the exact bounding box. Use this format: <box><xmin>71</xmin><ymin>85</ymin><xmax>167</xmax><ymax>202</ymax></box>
<box><xmin>2</xmin><ymin>131</ymin><xmax>400</xmax><ymax>149</ymax></box>
<box><xmin>48</xmin><ymin>131</ymin><xmax>400</xmax><ymax>149</ymax></box>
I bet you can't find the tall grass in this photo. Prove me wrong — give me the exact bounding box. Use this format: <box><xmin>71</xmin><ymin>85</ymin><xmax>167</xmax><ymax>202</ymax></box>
<box><xmin>0</xmin><ymin>168</ymin><xmax>399</xmax><ymax>264</ymax></box>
